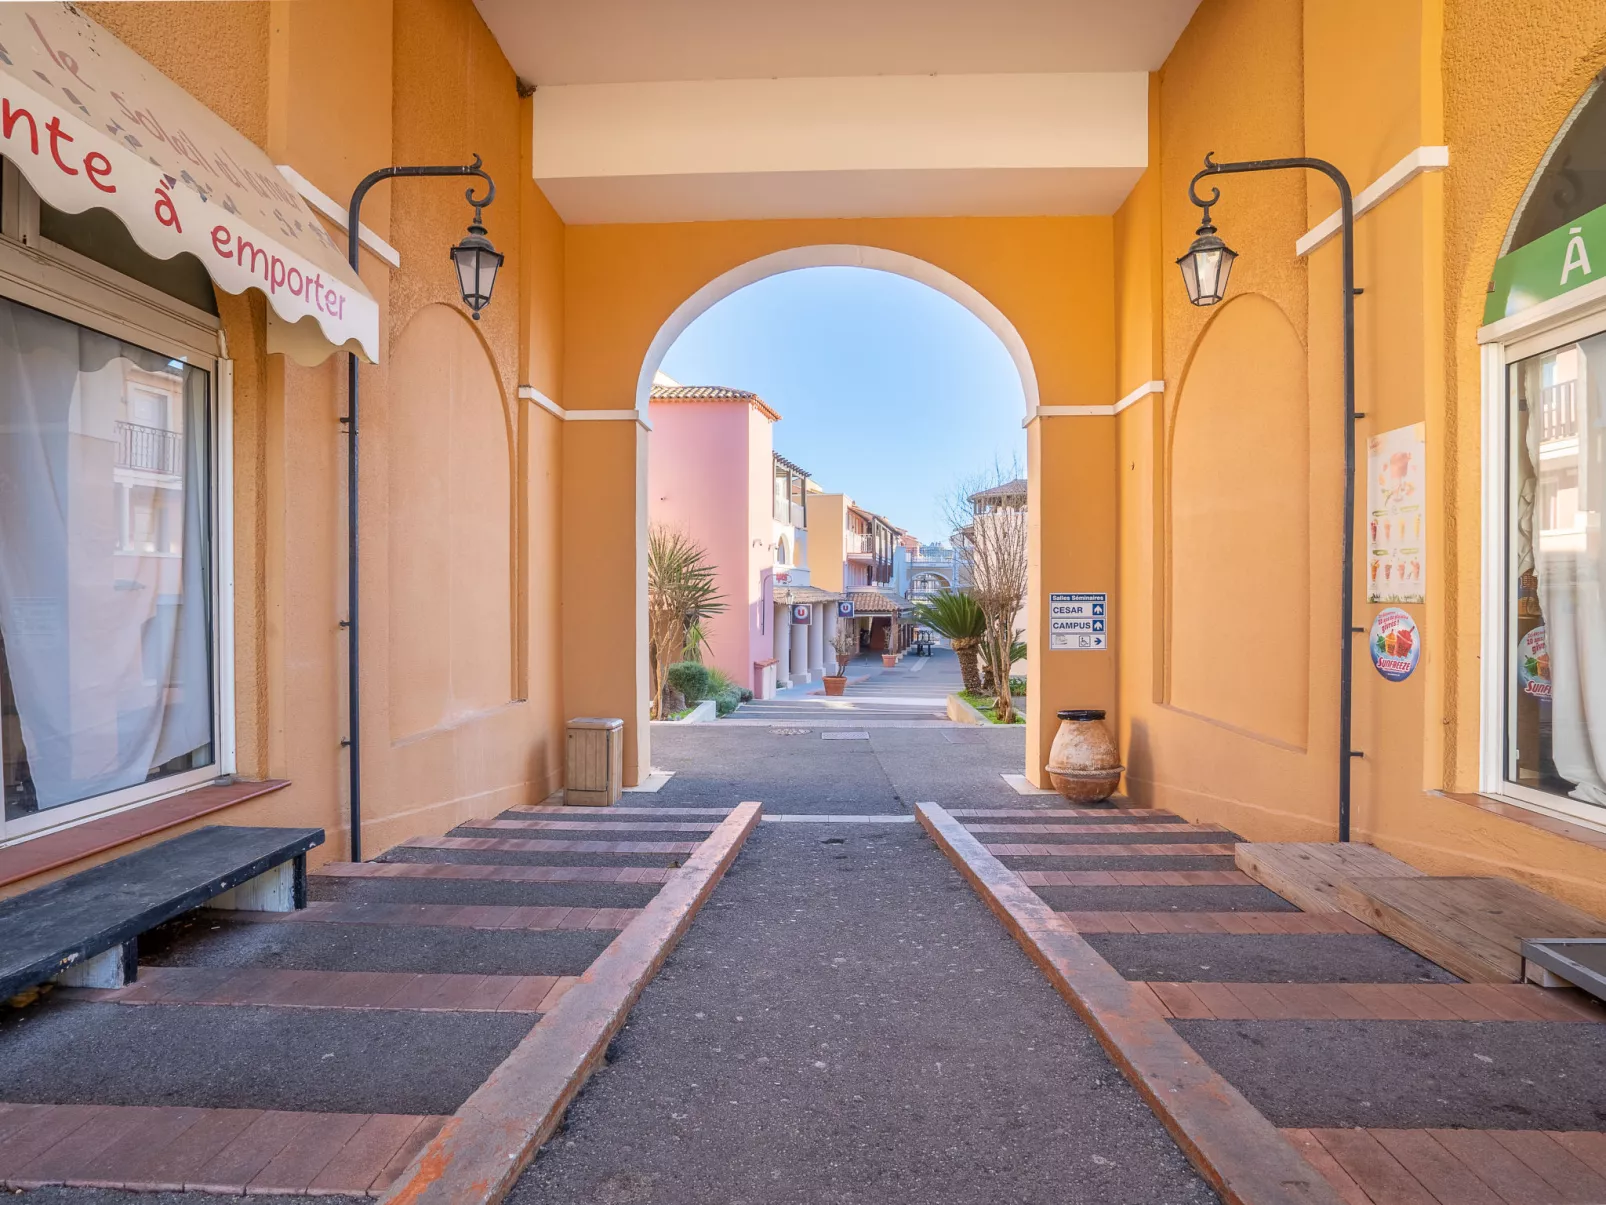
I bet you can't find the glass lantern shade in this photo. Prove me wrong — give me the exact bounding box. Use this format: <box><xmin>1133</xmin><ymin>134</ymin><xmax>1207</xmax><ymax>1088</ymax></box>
<box><xmin>449</xmin><ymin>221</ymin><xmax>504</xmax><ymax>320</ymax></box>
<box><xmin>1176</xmin><ymin>226</ymin><xmax>1237</xmax><ymax>307</ymax></box>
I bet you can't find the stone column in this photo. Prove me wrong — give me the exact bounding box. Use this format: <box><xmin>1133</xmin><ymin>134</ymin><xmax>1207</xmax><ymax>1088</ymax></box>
<box><xmin>789</xmin><ymin>610</ymin><xmax>811</xmax><ymax>684</ymax></box>
<box><xmin>774</xmin><ymin>603</ymin><xmax>792</xmax><ymax>688</ymax></box>
<box><xmin>807</xmin><ymin>604</ymin><xmax>827</xmax><ymax>678</ymax></box>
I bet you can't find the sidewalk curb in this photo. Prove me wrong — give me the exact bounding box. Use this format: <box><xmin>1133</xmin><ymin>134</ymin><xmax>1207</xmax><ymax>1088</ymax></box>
<box><xmin>379</xmin><ymin>802</ymin><xmax>763</xmax><ymax>1205</ymax></box>
<box><xmin>915</xmin><ymin>801</ymin><xmax>1348</xmax><ymax>1205</ymax></box>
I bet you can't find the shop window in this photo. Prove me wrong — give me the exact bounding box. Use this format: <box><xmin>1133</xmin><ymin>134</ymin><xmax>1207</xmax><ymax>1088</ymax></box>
<box><xmin>1505</xmin><ymin>332</ymin><xmax>1606</xmax><ymax>811</ymax></box>
<box><xmin>0</xmin><ymin>296</ymin><xmax>215</xmax><ymax>824</ymax></box>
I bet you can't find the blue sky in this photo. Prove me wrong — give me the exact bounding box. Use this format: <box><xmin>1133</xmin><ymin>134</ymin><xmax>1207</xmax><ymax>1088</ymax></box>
<box><xmin>658</xmin><ymin>266</ymin><xmax>1026</xmax><ymax>544</ymax></box>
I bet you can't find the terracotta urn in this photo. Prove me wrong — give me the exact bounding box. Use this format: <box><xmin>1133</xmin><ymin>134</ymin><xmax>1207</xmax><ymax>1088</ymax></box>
<box><xmin>881</xmin><ymin>653</ymin><xmax>898</xmax><ymax>667</ymax></box>
<box><xmin>823</xmin><ymin>676</ymin><xmax>847</xmax><ymax>696</ymax></box>
<box><xmin>1044</xmin><ymin>708</ymin><xmax>1123</xmax><ymax>803</ymax></box>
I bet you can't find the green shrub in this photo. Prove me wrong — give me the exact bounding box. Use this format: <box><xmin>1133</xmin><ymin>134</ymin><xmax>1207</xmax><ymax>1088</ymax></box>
<box><xmin>666</xmin><ymin>661</ymin><xmax>712</xmax><ymax>701</ymax></box>
<box><xmin>714</xmin><ymin>687</ymin><xmax>743</xmax><ymax>717</ymax></box>
<box><xmin>1008</xmin><ymin>675</ymin><xmax>1027</xmax><ymax>695</ymax></box>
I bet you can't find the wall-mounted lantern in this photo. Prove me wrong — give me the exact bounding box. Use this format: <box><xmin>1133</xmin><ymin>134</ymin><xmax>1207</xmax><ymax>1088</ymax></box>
<box><xmin>1177</xmin><ymin>151</ymin><xmax>1363</xmax><ymax>843</ymax></box>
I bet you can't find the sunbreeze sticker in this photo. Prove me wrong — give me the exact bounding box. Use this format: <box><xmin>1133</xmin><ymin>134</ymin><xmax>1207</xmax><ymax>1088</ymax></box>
<box><xmin>1369</xmin><ymin>607</ymin><xmax>1420</xmax><ymax>682</ymax></box>
<box><xmin>1519</xmin><ymin>625</ymin><xmax>1550</xmax><ymax>700</ymax></box>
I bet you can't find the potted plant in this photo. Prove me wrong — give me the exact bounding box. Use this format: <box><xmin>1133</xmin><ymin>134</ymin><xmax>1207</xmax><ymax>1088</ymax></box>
<box><xmin>824</xmin><ymin>626</ymin><xmax>857</xmax><ymax>696</ymax></box>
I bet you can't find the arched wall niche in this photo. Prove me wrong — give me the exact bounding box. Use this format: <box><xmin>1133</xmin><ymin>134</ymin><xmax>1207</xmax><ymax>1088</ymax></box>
<box><xmin>1166</xmin><ymin>292</ymin><xmax>1310</xmax><ymax>749</ymax></box>
<box><xmin>387</xmin><ymin>302</ymin><xmax>516</xmax><ymax>741</ymax></box>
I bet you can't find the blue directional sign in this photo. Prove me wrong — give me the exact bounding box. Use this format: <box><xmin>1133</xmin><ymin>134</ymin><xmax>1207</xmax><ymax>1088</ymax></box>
<box><xmin>1049</xmin><ymin>592</ymin><xmax>1108</xmax><ymax>651</ymax></box>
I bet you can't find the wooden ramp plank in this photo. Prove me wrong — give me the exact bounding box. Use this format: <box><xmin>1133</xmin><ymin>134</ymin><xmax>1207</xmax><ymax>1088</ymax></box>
<box><xmin>1336</xmin><ymin>876</ymin><xmax>1606</xmax><ymax>983</ymax></box>
<box><xmin>1234</xmin><ymin>842</ymin><xmax>1424</xmax><ymax>913</ymax></box>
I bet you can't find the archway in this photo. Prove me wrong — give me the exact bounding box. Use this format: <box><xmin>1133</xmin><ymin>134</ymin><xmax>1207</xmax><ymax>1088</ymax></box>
<box><xmin>643</xmin><ymin>252</ymin><xmax>1030</xmax><ymax>709</ymax></box>
<box><xmin>560</xmin><ymin>216</ymin><xmax>1121</xmax><ymax>787</ymax></box>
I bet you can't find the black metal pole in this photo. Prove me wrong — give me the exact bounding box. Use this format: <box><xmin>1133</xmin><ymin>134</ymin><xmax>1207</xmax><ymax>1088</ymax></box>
<box><xmin>1187</xmin><ymin>153</ymin><xmax>1358</xmax><ymax>842</ymax></box>
<box><xmin>342</xmin><ymin>156</ymin><xmax>494</xmax><ymax>862</ymax></box>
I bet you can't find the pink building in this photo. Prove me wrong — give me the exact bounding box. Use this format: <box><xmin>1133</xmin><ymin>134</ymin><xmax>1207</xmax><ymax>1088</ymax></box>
<box><xmin>647</xmin><ymin>378</ymin><xmax>834</xmax><ymax>698</ymax></box>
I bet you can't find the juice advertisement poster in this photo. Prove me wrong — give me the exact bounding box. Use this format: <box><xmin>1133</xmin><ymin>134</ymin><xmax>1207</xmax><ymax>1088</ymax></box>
<box><xmin>1369</xmin><ymin>607</ymin><xmax>1420</xmax><ymax>682</ymax></box>
<box><xmin>1367</xmin><ymin>423</ymin><xmax>1426</xmax><ymax>604</ymax></box>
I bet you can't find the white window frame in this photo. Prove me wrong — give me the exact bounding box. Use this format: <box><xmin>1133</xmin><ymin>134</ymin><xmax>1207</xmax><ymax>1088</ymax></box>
<box><xmin>0</xmin><ymin>166</ymin><xmax>234</xmax><ymax>847</ymax></box>
<box><xmin>1479</xmin><ymin>278</ymin><xmax>1606</xmax><ymax>835</ymax></box>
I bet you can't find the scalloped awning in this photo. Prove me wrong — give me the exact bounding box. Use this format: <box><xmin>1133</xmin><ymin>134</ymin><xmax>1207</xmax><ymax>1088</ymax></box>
<box><xmin>0</xmin><ymin>4</ymin><xmax>378</xmax><ymax>362</ymax></box>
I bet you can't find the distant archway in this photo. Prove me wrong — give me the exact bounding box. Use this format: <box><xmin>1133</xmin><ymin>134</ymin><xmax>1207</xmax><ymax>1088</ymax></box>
<box><xmin>636</xmin><ymin>244</ymin><xmax>1041</xmax><ymax>418</ymax></box>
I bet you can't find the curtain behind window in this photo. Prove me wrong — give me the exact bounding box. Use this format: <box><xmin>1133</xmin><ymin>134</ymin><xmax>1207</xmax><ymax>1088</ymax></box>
<box><xmin>1527</xmin><ymin>332</ymin><xmax>1606</xmax><ymax>806</ymax></box>
<box><xmin>0</xmin><ymin>297</ymin><xmax>212</xmax><ymax>811</ymax></box>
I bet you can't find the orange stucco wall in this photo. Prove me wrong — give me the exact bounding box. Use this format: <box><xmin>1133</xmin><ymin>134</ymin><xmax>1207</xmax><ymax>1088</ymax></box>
<box><xmin>1114</xmin><ymin>0</ymin><xmax>1606</xmax><ymax>914</ymax></box>
<box><xmin>20</xmin><ymin>0</ymin><xmax>1606</xmax><ymax>924</ymax></box>
<box><xmin>14</xmin><ymin>0</ymin><xmax>569</xmax><ymax>888</ymax></box>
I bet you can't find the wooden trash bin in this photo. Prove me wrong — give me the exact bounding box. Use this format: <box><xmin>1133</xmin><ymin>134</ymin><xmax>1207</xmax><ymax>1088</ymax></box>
<box><xmin>566</xmin><ymin>717</ymin><xmax>624</xmax><ymax>806</ymax></box>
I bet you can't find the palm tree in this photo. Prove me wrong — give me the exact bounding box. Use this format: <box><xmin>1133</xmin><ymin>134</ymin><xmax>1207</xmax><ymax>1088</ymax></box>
<box><xmin>911</xmin><ymin>591</ymin><xmax>986</xmax><ymax>694</ymax></box>
<box><xmin>647</xmin><ymin>525</ymin><xmax>727</xmax><ymax>718</ymax></box>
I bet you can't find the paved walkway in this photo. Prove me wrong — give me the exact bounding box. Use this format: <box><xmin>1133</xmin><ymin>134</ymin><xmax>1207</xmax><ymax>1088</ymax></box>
<box><xmin>511</xmin><ymin>726</ymin><xmax>1218</xmax><ymax>1205</ymax></box>
<box><xmin>725</xmin><ymin>648</ymin><xmax>964</xmax><ymax>724</ymax></box>
<box><xmin>10</xmin><ymin>722</ymin><xmax>1605</xmax><ymax>1205</ymax></box>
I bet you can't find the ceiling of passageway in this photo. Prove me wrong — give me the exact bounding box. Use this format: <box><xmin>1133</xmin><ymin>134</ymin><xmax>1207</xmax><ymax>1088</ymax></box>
<box><xmin>476</xmin><ymin>0</ymin><xmax>1200</xmax><ymax>224</ymax></box>
<box><xmin>473</xmin><ymin>0</ymin><xmax>1203</xmax><ymax>84</ymax></box>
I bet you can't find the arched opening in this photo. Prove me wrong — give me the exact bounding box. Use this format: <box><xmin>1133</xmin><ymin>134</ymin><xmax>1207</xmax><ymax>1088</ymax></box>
<box><xmin>638</xmin><ymin>245</ymin><xmax>1040</xmax><ymax>418</ymax></box>
<box><xmin>642</xmin><ymin>248</ymin><xmax>1033</xmax><ymax>718</ymax></box>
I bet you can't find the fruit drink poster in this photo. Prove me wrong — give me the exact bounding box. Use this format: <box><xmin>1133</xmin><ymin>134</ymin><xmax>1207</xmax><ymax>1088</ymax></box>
<box><xmin>1367</xmin><ymin>422</ymin><xmax>1426</xmax><ymax>604</ymax></box>
<box><xmin>1370</xmin><ymin>607</ymin><xmax>1420</xmax><ymax>682</ymax></box>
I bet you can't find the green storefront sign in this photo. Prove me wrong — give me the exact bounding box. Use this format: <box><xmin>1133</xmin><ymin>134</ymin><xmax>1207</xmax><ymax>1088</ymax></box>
<box><xmin>1485</xmin><ymin>200</ymin><xmax>1606</xmax><ymax>325</ymax></box>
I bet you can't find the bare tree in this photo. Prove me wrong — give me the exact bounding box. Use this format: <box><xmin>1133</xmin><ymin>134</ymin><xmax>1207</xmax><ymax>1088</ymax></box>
<box><xmin>943</xmin><ymin>462</ymin><xmax>1028</xmax><ymax>723</ymax></box>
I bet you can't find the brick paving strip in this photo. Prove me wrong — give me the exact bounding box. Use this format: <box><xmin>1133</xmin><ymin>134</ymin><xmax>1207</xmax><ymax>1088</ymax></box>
<box><xmin>1057</xmin><ymin>911</ymin><xmax>1375</xmax><ymax>934</ymax></box>
<box><xmin>947</xmin><ymin>807</ymin><xmax>1176</xmax><ymax>818</ymax></box>
<box><xmin>1286</xmin><ymin>1127</ymin><xmax>1606</xmax><ymax>1205</ymax></box>
<box><xmin>916</xmin><ymin>801</ymin><xmax>1351</xmax><ymax>1205</ymax></box>
<box><xmin>1001</xmin><ymin>867</ymin><xmax>1252</xmax><ymax>884</ymax></box>
<box><xmin>378</xmin><ymin>801</ymin><xmax>763</xmax><ymax>1205</ymax></box>
<box><xmin>466</xmin><ymin>819</ymin><xmax>721</xmax><ymax>834</ymax></box>
<box><xmin>968</xmin><ymin>822</ymin><xmax>1228</xmax><ymax>835</ymax></box>
<box><xmin>511</xmin><ymin>805</ymin><xmax>734</xmax><ymax>816</ymax></box>
<box><xmin>1008</xmin><ymin>849</ymin><xmax>1238</xmax><ymax>863</ymax></box>
<box><xmin>57</xmin><ymin>966</ymin><xmax>580</xmax><ymax>1014</ymax></box>
<box><xmin>315</xmin><ymin>862</ymin><xmax>676</xmax><ymax>884</ymax></box>
<box><xmin>0</xmin><ymin>1102</ymin><xmax>445</xmax><ymax>1195</ymax></box>
<box><xmin>1142</xmin><ymin>981</ymin><xmax>1606</xmax><ymax>1022</ymax></box>
<box><xmin>402</xmin><ymin>836</ymin><xmax>701</xmax><ymax>855</ymax></box>
<box><xmin>207</xmin><ymin>901</ymin><xmax>640</xmax><ymax>930</ymax></box>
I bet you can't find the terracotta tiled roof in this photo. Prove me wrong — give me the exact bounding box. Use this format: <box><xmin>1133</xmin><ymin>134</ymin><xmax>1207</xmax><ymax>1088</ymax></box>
<box><xmin>651</xmin><ymin>383</ymin><xmax>781</xmax><ymax>422</ymax></box>
<box><xmin>651</xmin><ymin>384</ymin><xmax>755</xmax><ymax>399</ymax></box>
<box><xmin>847</xmin><ymin>589</ymin><xmax>912</xmax><ymax>615</ymax></box>
<box><xmin>775</xmin><ymin>586</ymin><xmax>844</xmax><ymax>605</ymax></box>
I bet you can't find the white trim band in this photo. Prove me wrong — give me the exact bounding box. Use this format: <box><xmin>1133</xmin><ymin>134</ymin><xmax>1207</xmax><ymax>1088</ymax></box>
<box><xmin>1295</xmin><ymin>145</ymin><xmax>1449</xmax><ymax>258</ymax></box>
<box><xmin>1025</xmin><ymin>379</ymin><xmax>1162</xmax><ymax>423</ymax></box>
<box><xmin>517</xmin><ymin>386</ymin><xmax>653</xmax><ymax>430</ymax></box>
<box><xmin>277</xmin><ymin>165</ymin><xmax>403</xmax><ymax>270</ymax></box>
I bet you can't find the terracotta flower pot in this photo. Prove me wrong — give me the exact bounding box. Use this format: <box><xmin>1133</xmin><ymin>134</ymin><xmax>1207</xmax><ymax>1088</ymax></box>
<box><xmin>881</xmin><ymin>654</ymin><xmax>898</xmax><ymax>667</ymax></box>
<box><xmin>1044</xmin><ymin>708</ymin><xmax>1123</xmax><ymax>804</ymax></box>
<box><xmin>823</xmin><ymin>676</ymin><xmax>847</xmax><ymax>696</ymax></box>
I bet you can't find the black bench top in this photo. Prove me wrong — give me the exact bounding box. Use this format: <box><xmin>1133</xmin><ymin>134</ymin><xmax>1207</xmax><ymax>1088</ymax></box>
<box><xmin>1</xmin><ymin>824</ymin><xmax>323</xmax><ymax>1000</ymax></box>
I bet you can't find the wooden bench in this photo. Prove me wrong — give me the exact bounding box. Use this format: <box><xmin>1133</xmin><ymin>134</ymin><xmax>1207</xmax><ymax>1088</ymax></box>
<box><xmin>1</xmin><ymin>824</ymin><xmax>323</xmax><ymax>1001</ymax></box>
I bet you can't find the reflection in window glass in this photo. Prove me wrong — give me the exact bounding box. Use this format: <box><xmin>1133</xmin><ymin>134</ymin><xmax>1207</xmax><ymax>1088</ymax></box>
<box><xmin>1507</xmin><ymin>331</ymin><xmax>1606</xmax><ymax>807</ymax></box>
<box><xmin>0</xmin><ymin>297</ymin><xmax>213</xmax><ymax>820</ymax></box>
